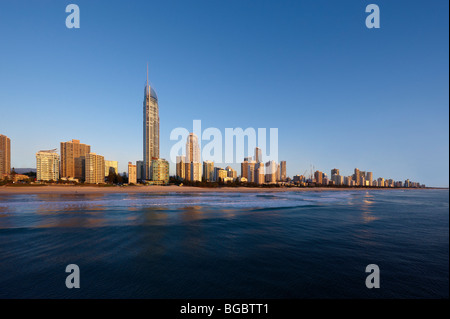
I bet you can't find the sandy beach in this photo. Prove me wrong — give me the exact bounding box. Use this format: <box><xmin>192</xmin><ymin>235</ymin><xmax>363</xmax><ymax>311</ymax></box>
<box><xmin>0</xmin><ymin>184</ymin><xmax>429</xmax><ymax>195</ymax></box>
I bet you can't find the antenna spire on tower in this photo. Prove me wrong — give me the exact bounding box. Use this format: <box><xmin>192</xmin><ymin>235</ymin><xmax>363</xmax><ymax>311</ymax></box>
<box><xmin>146</xmin><ymin>62</ymin><xmax>149</xmax><ymax>87</ymax></box>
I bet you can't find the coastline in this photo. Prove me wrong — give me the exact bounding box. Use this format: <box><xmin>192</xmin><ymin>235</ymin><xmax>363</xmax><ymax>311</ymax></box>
<box><xmin>0</xmin><ymin>185</ymin><xmax>443</xmax><ymax>195</ymax></box>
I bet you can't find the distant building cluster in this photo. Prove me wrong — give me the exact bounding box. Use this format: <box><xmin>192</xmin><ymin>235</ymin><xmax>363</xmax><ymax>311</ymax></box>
<box><xmin>175</xmin><ymin>140</ymin><xmax>288</xmax><ymax>185</ymax></box>
<box><xmin>291</xmin><ymin>167</ymin><xmax>425</xmax><ymax>188</ymax></box>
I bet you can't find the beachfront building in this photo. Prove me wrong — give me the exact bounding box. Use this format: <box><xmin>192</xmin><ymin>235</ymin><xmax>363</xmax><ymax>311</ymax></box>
<box><xmin>314</xmin><ymin>170</ymin><xmax>323</xmax><ymax>185</ymax></box>
<box><xmin>185</xmin><ymin>133</ymin><xmax>201</xmax><ymax>182</ymax></box>
<box><xmin>265</xmin><ymin>161</ymin><xmax>278</xmax><ymax>184</ymax></box>
<box><xmin>105</xmin><ymin>160</ymin><xmax>118</xmax><ymax>177</ymax></box>
<box><xmin>36</xmin><ymin>149</ymin><xmax>60</xmax><ymax>181</ymax></box>
<box><xmin>255</xmin><ymin>162</ymin><xmax>265</xmax><ymax>184</ymax></box>
<box><xmin>366</xmin><ymin>172</ymin><xmax>373</xmax><ymax>186</ymax></box>
<box><xmin>176</xmin><ymin>155</ymin><xmax>186</xmax><ymax>180</ymax></box>
<box><xmin>128</xmin><ymin>162</ymin><xmax>137</xmax><ymax>184</ymax></box>
<box><xmin>280</xmin><ymin>161</ymin><xmax>287</xmax><ymax>181</ymax></box>
<box><xmin>216</xmin><ymin>168</ymin><xmax>228</xmax><ymax>182</ymax></box>
<box><xmin>143</xmin><ymin>68</ymin><xmax>160</xmax><ymax>180</ymax></box>
<box><xmin>0</xmin><ymin>134</ymin><xmax>11</xmax><ymax>179</ymax></box>
<box><xmin>60</xmin><ymin>139</ymin><xmax>90</xmax><ymax>180</ymax></box>
<box><xmin>225</xmin><ymin>166</ymin><xmax>237</xmax><ymax>181</ymax></box>
<box><xmin>136</xmin><ymin>160</ymin><xmax>145</xmax><ymax>181</ymax></box>
<box><xmin>203</xmin><ymin>160</ymin><xmax>214</xmax><ymax>182</ymax></box>
<box><xmin>151</xmin><ymin>158</ymin><xmax>169</xmax><ymax>184</ymax></box>
<box><xmin>85</xmin><ymin>153</ymin><xmax>105</xmax><ymax>184</ymax></box>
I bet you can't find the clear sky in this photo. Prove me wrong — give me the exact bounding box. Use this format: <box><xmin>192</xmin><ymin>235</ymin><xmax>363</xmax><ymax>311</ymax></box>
<box><xmin>0</xmin><ymin>0</ymin><xmax>448</xmax><ymax>186</ymax></box>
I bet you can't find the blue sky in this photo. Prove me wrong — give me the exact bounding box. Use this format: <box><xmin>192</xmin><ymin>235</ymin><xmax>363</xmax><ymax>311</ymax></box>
<box><xmin>0</xmin><ymin>0</ymin><xmax>448</xmax><ymax>186</ymax></box>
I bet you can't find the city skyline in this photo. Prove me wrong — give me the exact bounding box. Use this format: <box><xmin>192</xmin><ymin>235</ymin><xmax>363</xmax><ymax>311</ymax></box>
<box><xmin>0</xmin><ymin>1</ymin><xmax>448</xmax><ymax>186</ymax></box>
<box><xmin>0</xmin><ymin>63</ymin><xmax>436</xmax><ymax>187</ymax></box>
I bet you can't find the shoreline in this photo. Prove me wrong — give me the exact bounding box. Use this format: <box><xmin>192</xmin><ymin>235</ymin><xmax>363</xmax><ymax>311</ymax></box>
<box><xmin>0</xmin><ymin>185</ymin><xmax>445</xmax><ymax>195</ymax></box>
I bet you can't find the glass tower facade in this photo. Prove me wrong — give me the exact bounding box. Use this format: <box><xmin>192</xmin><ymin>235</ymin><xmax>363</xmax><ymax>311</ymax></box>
<box><xmin>143</xmin><ymin>82</ymin><xmax>160</xmax><ymax>180</ymax></box>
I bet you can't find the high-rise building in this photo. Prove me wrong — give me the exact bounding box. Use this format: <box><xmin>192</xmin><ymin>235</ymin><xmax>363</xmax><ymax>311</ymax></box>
<box><xmin>241</xmin><ymin>159</ymin><xmax>249</xmax><ymax>180</ymax></box>
<box><xmin>331</xmin><ymin>168</ymin><xmax>339</xmax><ymax>176</ymax></box>
<box><xmin>378</xmin><ymin>177</ymin><xmax>385</xmax><ymax>187</ymax></box>
<box><xmin>187</xmin><ymin>162</ymin><xmax>202</xmax><ymax>182</ymax></box>
<box><xmin>203</xmin><ymin>161</ymin><xmax>214</xmax><ymax>181</ymax></box>
<box><xmin>60</xmin><ymin>139</ymin><xmax>90</xmax><ymax>180</ymax></box>
<box><xmin>136</xmin><ymin>160</ymin><xmax>145</xmax><ymax>181</ymax></box>
<box><xmin>334</xmin><ymin>174</ymin><xmax>343</xmax><ymax>186</ymax></box>
<box><xmin>353</xmin><ymin>168</ymin><xmax>361</xmax><ymax>186</ymax></box>
<box><xmin>128</xmin><ymin>162</ymin><xmax>137</xmax><ymax>184</ymax></box>
<box><xmin>216</xmin><ymin>168</ymin><xmax>228</xmax><ymax>181</ymax></box>
<box><xmin>85</xmin><ymin>153</ymin><xmax>105</xmax><ymax>184</ymax></box>
<box><xmin>344</xmin><ymin>176</ymin><xmax>352</xmax><ymax>186</ymax></box>
<box><xmin>176</xmin><ymin>155</ymin><xmax>186</xmax><ymax>180</ymax></box>
<box><xmin>314</xmin><ymin>170</ymin><xmax>323</xmax><ymax>185</ymax></box>
<box><xmin>366</xmin><ymin>172</ymin><xmax>373</xmax><ymax>186</ymax></box>
<box><xmin>359</xmin><ymin>175</ymin><xmax>366</xmax><ymax>186</ymax></box>
<box><xmin>280</xmin><ymin>161</ymin><xmax>287</xmax><ymax>181</ymax></box>
<box><xmin>265</xmin><ymin>161</ymin><xmax>277</xmax><ymax>183</ymax></box>
<box><xmin>185</xmin><ymin>133</ymin><xmax>201</xmax><ymax>181</ymax></box>
<box><xmin>105</xmin><ymin>160</ymin><xmax>118</xmax><ymax>177</ymax></box>
<box><xmin>74</xmin><ymin>156</ymin><xmax>86</xmax><ymax>181</ymax></box>
<box><xmin>255</xmin><ymin>163</ymin><xmax>265</xmax><ymax>184</ymax></box>
<box><xmin>255</xmin><ymin>147</ymin><xmax>262</xmax><ymax>163</ymax></box>
<box><xmin>36</xmin><ymin>150</ymin><xmax>59</xmax><ymax>181</ymax></box>
<box><xmin>225</xmin><ymin>166</ymin><xmax>237</xmax><ymax>180</ymax></box>
<box><xmin>186</xmin><ymin>133</ymin><xmax>200</xmax><ymax>163</ymax></box>
<box><xmin>0</xmin><ymin>134</ymin><xmax>11</xmax><ymax>179</ymax></box>
<box><xmin>151</xmin><ymin>158</ymin><xmax>169</xmax><ymax>184</ymax></box>
<box><xmin>143</xmin><ymin>67</ymin><xmax>159</xmax><ymax>180</ymax></box>
<box><xmin>247</xmin><ymin>161</ymin><xmax>256</xmax><ymax>183</ymax></box>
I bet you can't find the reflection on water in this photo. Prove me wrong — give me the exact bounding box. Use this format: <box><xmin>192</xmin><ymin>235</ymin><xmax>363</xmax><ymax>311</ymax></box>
<box><xmin>0</xmin><ymin>191</ymin><xmax>355</xmax><ymax>229</ymax></box>
<box><xmin>0</xmin><ymin>189</ymin><xmax>448</xmax><ymax>298</ymax></box>
<box><xmin>361</xmin><ymin>192</ymin><xmax>378</xmax><ymax>224</ymax></box>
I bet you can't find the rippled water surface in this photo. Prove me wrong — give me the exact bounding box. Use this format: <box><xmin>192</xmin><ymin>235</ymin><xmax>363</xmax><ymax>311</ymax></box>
<box><xmin>0</xmin><ymin>189</ymin><xmax>448</xmax><ymax>298</ymax></box>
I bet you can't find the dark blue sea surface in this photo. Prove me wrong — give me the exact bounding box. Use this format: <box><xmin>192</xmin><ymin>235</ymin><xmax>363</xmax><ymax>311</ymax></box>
<box><xmin>0</xmin><ymin>189</ymin><xmax>448</xmax><ymax>298</ymax></box>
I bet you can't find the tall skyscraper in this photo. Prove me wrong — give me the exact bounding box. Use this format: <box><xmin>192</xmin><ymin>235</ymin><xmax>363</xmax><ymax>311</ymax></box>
<box><xmin>0</xmin><ymin>134</ymin><xmax>11</xmax><ymax>179</ymax></box>
<box><xmin>60</xmin><ymin>139</ymin><xmax>90</xmax><ymax>180</ymax></box>
<box><xmin>143</xmin><ymin>66</ymin><xmax>159</xmax><ymax>180</ymax></box>
<box><xmin>36</xmin><ymin>150</ymin><xmax>59</xmax><ymax>181</ymax></box>
<box><xmin>255</xmin><ymin>147</ymin><xmax>262</xmax><ymax>163</ymax></box>
<box><xmin>85</xmin><ymin>153</ymin><xmax>105</xmax><ymax>184</ymax></box>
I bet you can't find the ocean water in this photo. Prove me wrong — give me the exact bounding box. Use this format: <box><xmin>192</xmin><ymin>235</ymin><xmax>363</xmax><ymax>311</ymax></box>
<box><xmin>0</xmin><ymin>189</ymin><xmax>448</xmax><ymax>298</ymax></box>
